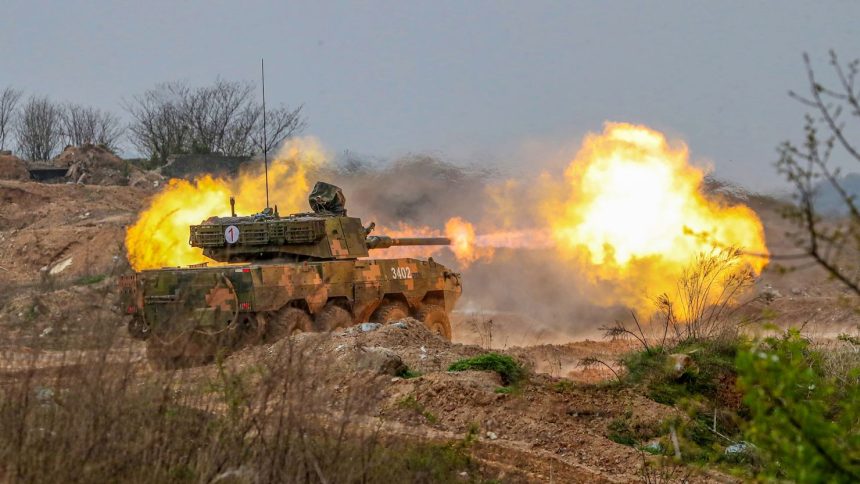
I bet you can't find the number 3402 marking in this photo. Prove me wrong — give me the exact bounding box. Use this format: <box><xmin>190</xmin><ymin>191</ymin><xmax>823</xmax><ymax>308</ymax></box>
<box><xmin>390</xmin><ymin>267</ymin><xmax>412</xmax><ymax>280</ymax></box>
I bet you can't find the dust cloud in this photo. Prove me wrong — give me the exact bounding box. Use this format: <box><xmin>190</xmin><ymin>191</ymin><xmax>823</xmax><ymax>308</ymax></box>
<box><xmin>314</xmin><ymin>152</ymin><xmax>630</xmax><ymax>340</ymax></box>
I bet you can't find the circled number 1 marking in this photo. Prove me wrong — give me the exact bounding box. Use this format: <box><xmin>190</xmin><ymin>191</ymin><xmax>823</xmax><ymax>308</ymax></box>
<box><xmin>225</xmin><ymin>225</ymin><xmax>240</xmax><ymax>244</ymax></box>
<box><xmin>391</xmin><ymin>267</ymin><xmax>411</xmax><ymax>279</ymax></box>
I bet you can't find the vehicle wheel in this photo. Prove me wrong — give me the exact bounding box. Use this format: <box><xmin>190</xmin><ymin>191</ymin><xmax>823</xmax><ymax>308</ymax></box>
<box><xmin>415</xmin><ymin>304</ymin><xmax>452</xmax><ymax>341</ymax></box>
<box><xmin>264</xmin><ymin>307</ymin><xmax>313</xmax><ymax>343</ymax></box>
<box><xmin>371</xmin><ymin>300</ymin><xmax>409</xmax><ymax>323</ymax></box>
<box><xmin>314</xmin><ymin>303</ymin><xmax>353</xmax><ymax>331</ymax></box>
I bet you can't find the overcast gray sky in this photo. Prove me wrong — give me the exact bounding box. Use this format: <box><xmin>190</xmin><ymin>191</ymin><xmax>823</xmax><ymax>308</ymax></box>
<box><xmin>2</xmin><ymin>1</ymin><xmax>858</xmax><ymax>192</ymax></box>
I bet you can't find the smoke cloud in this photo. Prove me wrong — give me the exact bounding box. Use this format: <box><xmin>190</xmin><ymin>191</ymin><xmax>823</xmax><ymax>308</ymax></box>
<box><xmin>312</xmin><ymin>152</ymin><xmax>633</xmax><ymax>340</ymax></box>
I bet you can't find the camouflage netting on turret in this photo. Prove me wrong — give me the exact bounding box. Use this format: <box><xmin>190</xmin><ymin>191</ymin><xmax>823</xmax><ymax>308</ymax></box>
<box><xmin>309</xmin><ymin>181</ymin><xmax>346</xmax><ymax>215</ymax></box>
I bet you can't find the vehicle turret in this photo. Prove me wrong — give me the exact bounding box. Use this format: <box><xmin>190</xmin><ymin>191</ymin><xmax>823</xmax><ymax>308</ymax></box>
<box><xmin>188</xmin><ymin>182</ymin><xmax>451</xmax><ymax>263</ymax></box>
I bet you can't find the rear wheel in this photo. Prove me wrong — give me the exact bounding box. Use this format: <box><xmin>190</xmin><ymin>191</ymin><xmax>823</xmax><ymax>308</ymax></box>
<box><xmin>264</xmin><ymin>307</ymin><xmax>313</xmax><ymax>342</ymax></box>
<box><xmin>315</xmin><ymin>303</ymin><xmax>353</xmax><ymax>331</ymax></box>
<box><xmin>415</xmin><ymin>304</ymin><xmax>452</xmax><ymax>341</ymax></box>
<box><xmin>372</xmin><ymin>300</ymin><xmax>409</xmax><ymax>323</ymax></box>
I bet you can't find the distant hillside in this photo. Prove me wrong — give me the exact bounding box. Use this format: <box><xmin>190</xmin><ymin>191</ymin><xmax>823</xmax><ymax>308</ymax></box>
<box><xmin>814</xmin><ymin>173</ymin><xmax>860</xmax><ymax>216</ymax></box>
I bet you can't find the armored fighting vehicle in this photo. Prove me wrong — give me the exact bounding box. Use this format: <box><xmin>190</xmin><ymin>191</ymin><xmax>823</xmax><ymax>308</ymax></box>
<box><xmin>119</xmin><ymin>182</ymin><xmax>462</xmax><ymax>367</ymax></box>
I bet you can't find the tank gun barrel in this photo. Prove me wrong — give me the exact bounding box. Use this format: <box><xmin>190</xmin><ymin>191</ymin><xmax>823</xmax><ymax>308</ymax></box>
<box><xmin>365</xmin><ymin>235</ymin><xmax>451</xmax><ymax>250</ymax></box>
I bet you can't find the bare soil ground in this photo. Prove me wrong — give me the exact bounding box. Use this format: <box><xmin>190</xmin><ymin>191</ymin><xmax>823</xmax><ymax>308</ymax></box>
<box><xmin>0</xmin><ymin>179</ymin><xmax>857</xmax><ymax>482</ymax></box>
<box><xmin>0</xmin><ymin>153</ymin><xmax>29</xmax><ymax>181</ymax></box>
<box><xmin>0</xmin><ymin>320</ymin><xmax>693</xmax><ymax>482</ymax></box>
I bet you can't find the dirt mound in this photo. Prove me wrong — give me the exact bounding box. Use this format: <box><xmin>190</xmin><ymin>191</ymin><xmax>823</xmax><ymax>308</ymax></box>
<box><xmin>52</xmin><ymin>144</ymin><xmax>162</xmax><ymax>187</ymax></box>
<box><xmin>0</xmin><ymin>179</ymin><xmax>151</xmax><ymax>346</ymax></box>
<box><xmin>0</xmin><ymin>180</ymin><xmax>149</xmax><ymax>285</ymax></box>
<box><xmin>338</xmin><ymin>318</ymin><xmax>486</xmax><ymax>372</ymax></box>
<box><xmin>0</xmin><ymin>152</ymin><xmax>29</xmax><ymax>181</ymax></box>
<box><xmin>0</xmin><ymin>279</ymin><xmax>124</xmax><ymax>349</ymax></box>
<box><xmin>181</xmin><ymin>320</ymin><xmax>683</xmax><ymax>482</ymax></box>
<box><xmin>226</xmin><ymin>318</ymin><xmax>485</xmax><ymax>376</ymax></box>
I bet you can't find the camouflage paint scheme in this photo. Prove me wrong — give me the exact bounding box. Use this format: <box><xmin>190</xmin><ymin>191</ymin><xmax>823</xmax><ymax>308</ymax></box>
<box><xmin>120</xmin><ymin>183</ymin><xmax>462</xmax><ymax>366</ymax></box>
<box><xmin>120</xmin><ymin>256</ymin><xmax>461</xmax><ymax>337</ymax></box>
<box><xmin>119</xmin><ymin>217</ymin><xmax>459</xmax><ymax>371</ymax></box>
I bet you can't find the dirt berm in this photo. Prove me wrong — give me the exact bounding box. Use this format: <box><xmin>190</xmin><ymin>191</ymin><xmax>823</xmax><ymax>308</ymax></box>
<box><xmin>54</xmin><ymin>144</ymin><xmax>162</xmax><ymax>187</ymax></box>
<box><xmin>0</xmin><ymin>152</ymin><xmax>29</xmax><ymax>181</ymax></box>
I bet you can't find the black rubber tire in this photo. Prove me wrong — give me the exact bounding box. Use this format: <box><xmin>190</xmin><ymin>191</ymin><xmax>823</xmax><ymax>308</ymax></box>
<box><xmin>264</xmin><ymin>307</ymin><xmax>313</xmax><ymax>343</ymax></box>
<box><xmin>415</xmin><ymin>304</ymin><xmax>452</xmax><ymax>341</ymax></box>
<box><xmin>314</xmin><ymin>303</ymin><xmax>353</xmax><ymax>331</ymax></box>
<box><xmin>371</xmin><ymin>300</ymin><xmax>409</xmax><ymax>323</ymax></box>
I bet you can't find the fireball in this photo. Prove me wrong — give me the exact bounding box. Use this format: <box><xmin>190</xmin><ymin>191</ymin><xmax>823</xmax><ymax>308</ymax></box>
<box><xmin>125</xmin><ymin>137</ymin><xmax>327</xmax><ymax>270</ymax></box>
<box><xmin>546</xmin><ymin>122</ymin><xmax>768</xmax><ymax>305</ymax></box>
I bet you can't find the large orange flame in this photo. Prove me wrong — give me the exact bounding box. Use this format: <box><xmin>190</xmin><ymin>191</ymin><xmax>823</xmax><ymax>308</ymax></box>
<box><xmin>542</xmin><ymin>122</ymin><xmax>769</xmax><ymax>309</ymax></box>
<box><xmin>125</xmin><ymin>137</ymin><xmax>327</xmax><ymax>270</ymax></box>
<box><xmin>548</xmin><ymin>122</ymin><xmax>767</xmax><ymax>272</ymax></box>
<box><xmin>545</xmin><ymin>123</ymin><xmax>767</xmax><ymax>262</ymax></box>
<box><xmin>444</xmin><ymin>123</ymin><xmax>768</xmax><ymax>310</ymax></box>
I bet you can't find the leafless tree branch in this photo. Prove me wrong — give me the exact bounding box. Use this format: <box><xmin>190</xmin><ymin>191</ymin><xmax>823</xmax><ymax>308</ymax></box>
<box><xmin>777</xmin><ymin>51</ymin><xmax>860</xmax><ymax>297</ymax></box>
<box><xmin>124</xmin><ymin>81</ymin><xmax>192</xmax><ymax>163</ymax></box>
<box><xmin>0</xmin><ymin>87</ymin><xmax>22</xmax><ymax>152</ymax></box>
<box><xmin>124</xmin><ymin>80</ymin><xmax>305</xmax><ymax>163</ymax></box>
<box><xmin>61</xmin><ymin>103</ymin><xmax>124</xmax><ymax>152</ymax></box>
<box><xmin>14</xmin><ymin>95</ymin><xmax>63</xmax><ymax>161</ymax></box>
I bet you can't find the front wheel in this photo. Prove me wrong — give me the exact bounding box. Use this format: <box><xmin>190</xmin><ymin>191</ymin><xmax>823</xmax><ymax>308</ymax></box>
<box><xmin>415</xmin><ymin>304</ymin><xmax>452</xmax><ymax>341</ymax></box>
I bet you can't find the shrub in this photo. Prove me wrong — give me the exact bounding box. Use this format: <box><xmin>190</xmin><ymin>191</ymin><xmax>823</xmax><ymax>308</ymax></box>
<box><xmin>552</xmin><ymin>379</ymin><xmax>576</xmax><ymax>393</ymax></box>
<box><xmin>397</xmin><ymin>366</ymin><xmax>421</xmax><ymax>379</ymax></box>
<box><xmin>0</xmin><ymin>333</ymin><xmax>495</xmax><ymax>482</ymax></box>
<box><xmin>448</xmin><ymin>353</ymin><xmax>525</xmax><ymax>386</ymax></box>
<box><xmin>74</xmin><ymin>273</ymin><xmax>106</xmax><ymax>285</ymax></box>
<box><xmin>736</xmin><ymin>329</ymin><xmax>860</xmax><ymax>482</ymax></box>
<box><xmin>620</xmin><ymin>339</ymin><xmax>739</xmax><ymax>406</ymax></box>
<box><xmin>606</xmin><ymin>410</ymin><xmax>664</xmax><ymax>448</ymax></box>
<box><xmin>614</xmin><ymin>338</ymin><xmax>749</xmax><ymax>470</ymax></box>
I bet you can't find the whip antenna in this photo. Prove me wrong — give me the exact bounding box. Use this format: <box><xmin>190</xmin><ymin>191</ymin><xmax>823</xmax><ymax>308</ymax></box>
<box><xmin>261</xmin><ymin>58</ymin><xmax>269</xmax><ymax>208</ymax></box>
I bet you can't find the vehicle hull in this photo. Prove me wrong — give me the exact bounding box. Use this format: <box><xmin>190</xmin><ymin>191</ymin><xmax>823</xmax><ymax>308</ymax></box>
<box><xmin>119</xmin><ymin>257</ymin><xmax>461</xmax><ymax>365</ymax></box>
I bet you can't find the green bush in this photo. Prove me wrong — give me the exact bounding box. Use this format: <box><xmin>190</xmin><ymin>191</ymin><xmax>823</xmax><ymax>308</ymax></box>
<box><xmin>606</xmin><ymin>411</ymin><xmax>663</xmax><ymax>448</ymax></box>
<box><xmin>615</xmin><ymin>340</ymin><xmax>749</xmax><ymax>469</ymax></box>
<box><xmin>397</xmin><ymin>367</ymin><xmax>421</xmax><ymax>379</ymax></box>
<box><xmin>74</xmin><ymin>274</ymin><xmax>106</xmax><ymax>285</ymax></box>
<box><xmin>736</xmin><ymin>329</ymin><xmax>860</xmax><ymax>482</ymax></box>
<box><xmin>552</xmin><ymin>379</ymin><xmax>575</xmax><ymax>393</ymax></box>
<box><xmin>448</xmin><ymin>353</ymin><xmax>525</xmax><ymax>386</ymax></box>
<box><xmin>607</xmin><ymin>417</ymin><xmax>637</xmax><ymax>446</ymax></box>
<box><xmin>620</xmin><ymin>339</ymin><xmax>738</xmax><ymax>405</ymax></box>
